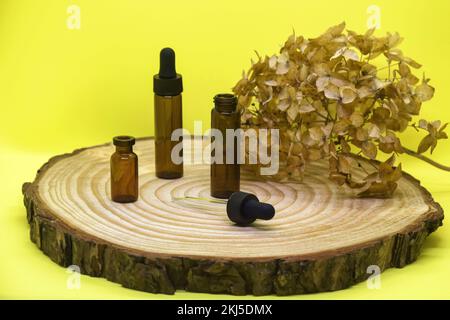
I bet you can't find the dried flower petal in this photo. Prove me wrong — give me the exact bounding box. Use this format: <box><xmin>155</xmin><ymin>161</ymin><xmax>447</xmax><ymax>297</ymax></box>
<box><xmin>417</xmin><ymin>134</ymin><xmax>435</xmax><ymax>154</ymax></box>
<box><xmin>309</xmin><ymin>126</ymin><xmax>324</xmax><ymax>141</ymax></box>
<box><xmin>264</xmin><ymin>80</ymin><xmax>278</xmax><ymax>87</ymax></box>
<box><xmin>277</xmin><ymin>99</ymin><xmax>290</xmax><ymax>111</ymax></box>
<box><xmin>340</xmin><ymin>86</ymin><xmax>357</xmax><ymax>104</ymax></box>
<box><xmin>269</xmin><ymin>55</ymin><xmax>277</xmax><ymax>69</ymax></box>
<box><xmin>331</xmin><ymin>47</ymin><xmax>359</xmax><ymax>61</ymax></box>
<box><xmin>362</xmin><ymin>141</ymin><xmax>377</xmax><ymax>159</ymax></box>
<box><xmin>299</xmin><ymin>103</ymin><xmax>315</xmax><ymax>114</ymax></box>
<box><xmin>367</xmin><ymin>123</ymin><xmax>380</xmax><ymax>138</ymax></box>
<box><xmin>316</xmin><ymin>76</ymin><xmax>329</xmax><ymax>92</ymax></box>
<box><xmin>415</xmin><ymin>82</ymin><xmax>435</xmax><ymax>102</ymax></box>
<box><xmin>357</xmin><ymin>86</ymin><xmax>373</xmax><ymax>99</ymax></box>
<box><xmin>350</xmin><ymin>112</ymin><xmax>364</xmax><ymax>127</ymax></box>
<box><xmin>338</xmin><ymin>155</ymin><xmax>351</xmax><ymax>174</ymax></box>
<box><xmin>324</xmin><ymin>84</ymin><xmax>340</xmax><ymax>100</ymax></box>
<box><xmin>286</xmin><ymin>104</ymin><xmax>299</xmax><ymax>121</ymax></box>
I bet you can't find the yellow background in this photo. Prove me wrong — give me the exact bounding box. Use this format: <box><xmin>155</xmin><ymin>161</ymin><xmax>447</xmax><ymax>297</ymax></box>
<box><xmin>1</xmin><ymin>0</ymin><xmax>449</xmax><ymax>299</ymax></box>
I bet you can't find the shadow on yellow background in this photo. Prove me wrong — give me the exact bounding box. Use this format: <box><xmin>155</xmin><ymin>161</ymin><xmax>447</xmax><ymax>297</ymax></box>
<box><xmin>0</xmin><ymin>0</ymin><xmax>449</xmax><ymax>299</ymax></box>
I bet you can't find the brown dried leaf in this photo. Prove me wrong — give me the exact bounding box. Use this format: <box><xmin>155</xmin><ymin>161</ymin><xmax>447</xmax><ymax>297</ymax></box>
<box><xmin>357</xmin><ymin>86</ymin><xmax>373</xmax><ymax>99</ymax></box>
<box><xmin>356</xmin><ymin>127</ymin><xmax>369</xmax><ymax>141</ymax></box>
<box><xmin>340</xmin><ymin>138</ymin><xmax>351</xmax><ymax>153</ymax></box>
<box><xmin>367</xmin><ymin>123</ymin><xmax>380</xmax><ymax>139</ymax></box>
<box><xmin>362</xmin><ymin>141</ymin><xmax>377</xmax><ymax>159</ymax></box>
<box><xmin>338</xmin><ymin>155</ymin><xmax>352</xmax><ymax>174</ymax></box>
<box><xmin>333</xmin><ymin>119</ymin><xmax>350</xmax><ymax>135</ymax></box>
<box><xmin>329</xmin><ymin>172</ymin><xmax>346</xmax><ymax>186</ymax></box>
<box><xmin>388</xmin><ymin>163</ymin><xmax>402</xmax><ymax>182</ymax></box>
<box><xmin>308</xmin><ymin>149</ymin><xmax>322</xmax><ymax>160</ymax></box>
<box><xmin>309</xmin><ymin>126</ymin><xmax>324</xmax><ymax>142</ymax></box>
<box><xmin>417</xmin><ymin>134</ymin><xmax>435</xmax><ymax>154</ymax></box>
<box><xmin>357</xmin><ymin>181</ymin><xmax>397</xmax><ymax>198</ymax></box>
<box><xmin>385</xmin><ymin>154</ymin><xmax>396</xmax><ymax>167</ymax></box>
<box><xmin>350</xmin><ymin>112</ymin><xmax>364</xmax><ymax>127</ymax></box>
<box><xmin>326</xmin><ymin>22</ymin><xmax>346</xmax><ymax>37</ymax></box>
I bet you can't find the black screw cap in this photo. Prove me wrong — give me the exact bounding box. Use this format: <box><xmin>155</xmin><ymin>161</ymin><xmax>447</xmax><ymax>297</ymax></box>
<box><xmin>226</xmin><ymin>192</ymin><xmax>275</xmax><ymax>226</ymax></box>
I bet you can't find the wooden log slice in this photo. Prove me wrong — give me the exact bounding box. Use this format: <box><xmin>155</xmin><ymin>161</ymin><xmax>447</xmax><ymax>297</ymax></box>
<box><xmin>22</xmin><ymin>137</ymin><xmax>443</xmax><ymax>295</ymax></box>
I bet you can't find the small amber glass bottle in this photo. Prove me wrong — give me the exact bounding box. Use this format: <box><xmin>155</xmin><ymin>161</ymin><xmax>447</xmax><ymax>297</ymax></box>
<box><xmin>110</xmin><ymin>136</ymin><xmax>139</xmax><ymax>203</ymax></box>
<box><xmin>210</xmin><ymin>94</ymin><xmax>240</xmax><ymax>199</ymax></box>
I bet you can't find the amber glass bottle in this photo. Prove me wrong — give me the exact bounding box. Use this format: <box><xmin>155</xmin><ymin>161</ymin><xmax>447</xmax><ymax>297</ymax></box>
<box><xmin>210</xmin><ymin>94</ymin><xmax>240</xmax><ymax>199</ymax></box>
<box><xmin>154</xmin><ymin>95</ymin><xmax>183</xmax><ymax>179</ymax></box>
<box><xmin>110</xmin><ymin>136</ymin><xmax>139</xmax><ymax>203</ymax></box>
<box><xmin>153</xmin><ymin>48</ymin><xmax>183</xmax><ymax>179</ymax></box>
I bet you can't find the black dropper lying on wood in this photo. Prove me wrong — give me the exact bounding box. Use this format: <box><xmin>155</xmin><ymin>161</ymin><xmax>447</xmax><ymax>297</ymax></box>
<box><xmin>173</xmin><ymin>191</ymin><xmax>275</xmax><ymax>226</ymax></box>
<box><xmin>226</xmin><ymin>192</ymin><xmax>275</xmax><ymax>226</ymax></box>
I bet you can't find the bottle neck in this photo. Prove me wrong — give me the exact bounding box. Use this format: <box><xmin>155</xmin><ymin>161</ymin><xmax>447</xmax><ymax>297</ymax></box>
<box><xmin>214</xmin><ymin>94</ymin><xmax>237</xmax><ymax>113</ymax></box>
<box><xmin>116</xmin><ymin>146</ymin><xmax>133</xmax><ymax>153</ymax></box>
<box><xmin>214</xmin><ymin>104</ymin><xmax>236</xmax><ymax>113</ymax></box>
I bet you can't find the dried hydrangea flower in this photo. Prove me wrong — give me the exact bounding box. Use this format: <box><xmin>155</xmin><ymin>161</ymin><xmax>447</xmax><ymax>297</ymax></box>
<box><xmin>233</xmin><ymin>22</ymin><xmax>448</xmax><ymax>198</ymax></box>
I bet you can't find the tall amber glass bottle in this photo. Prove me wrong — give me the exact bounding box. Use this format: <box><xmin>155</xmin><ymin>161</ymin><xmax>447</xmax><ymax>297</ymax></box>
<box><xmin>110</xmin><ymin>136</ymin><xmax>139</xmax><ymax>203</ymax></box>
<box><xmin>153</xmin><ymin>48</ymin><xmax>183</xmax><ymax>179</ymax></box>
<box><xmin>210</xmin><ymin>94</ymin><xmax>240</xmax><ymax>199</ymax></box>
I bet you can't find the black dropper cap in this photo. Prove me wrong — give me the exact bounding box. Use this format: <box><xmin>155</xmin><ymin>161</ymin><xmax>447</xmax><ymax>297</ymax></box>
<box><xmin>153</xmin><ymin>48</ymin><xmax>183</xmax><ymax>96</ymax></box>
<box><xmin>226</xmin><ymin>192</ymin><xmax>275</xmax><ymax>226</ymax></box>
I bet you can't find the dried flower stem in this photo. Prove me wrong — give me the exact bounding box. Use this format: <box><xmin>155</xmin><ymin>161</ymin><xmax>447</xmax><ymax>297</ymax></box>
<box><xmin>403</xmin><ymin>147</ymin><xmax>450</xmax><ymax>171</ymax></box>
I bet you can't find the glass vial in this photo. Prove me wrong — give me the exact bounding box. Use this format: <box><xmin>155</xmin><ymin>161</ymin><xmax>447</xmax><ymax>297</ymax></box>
<box><xmin>110</xmin><ymin>136</ymin><xmax>139</xmax><ymax>203</ymax></box>
<box><xmin>210</xmin><ymin>94</ymin><xmax>240</xmax><ymax>199</ymax></box>
<box><xmin>153</xmin><ymin>48</ymin><xmax>183</xmax><ymax>179</ymax></box>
